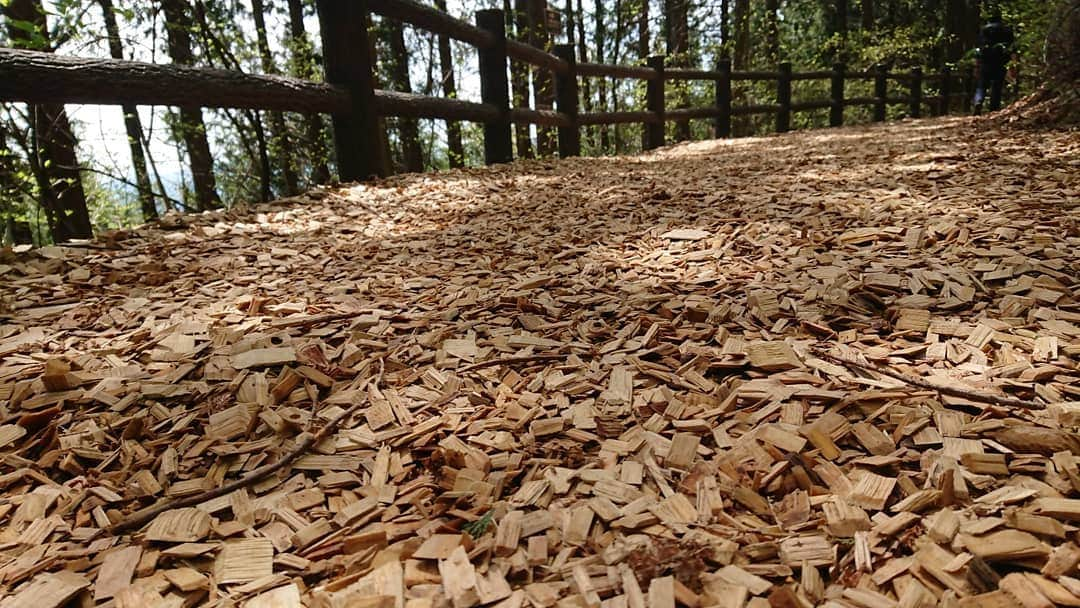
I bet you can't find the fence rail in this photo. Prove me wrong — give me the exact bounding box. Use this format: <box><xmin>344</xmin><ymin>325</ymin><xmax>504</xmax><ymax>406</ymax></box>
<box><xmin>0</xmin><ymin>0</ymin><xmax>973</xmax><ymax>183</ymax></box>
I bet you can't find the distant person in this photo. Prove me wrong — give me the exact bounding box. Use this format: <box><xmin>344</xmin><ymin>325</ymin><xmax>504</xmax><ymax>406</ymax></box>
<box><xmin>974</xmin><ymin>9</ymin><xmax>1015</xmax><ymax>114</ymax></box>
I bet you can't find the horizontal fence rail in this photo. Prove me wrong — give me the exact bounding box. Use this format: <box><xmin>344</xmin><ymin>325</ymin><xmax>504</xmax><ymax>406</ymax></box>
<box><xmin>0</xmin><ymin>0</ymin><xmax>973</xmax><ymax>183</ymax></box>
<box><xmin>0</xmin><ymin>49</ymin><xmax>351</xmax><ymax>114</ymax></box>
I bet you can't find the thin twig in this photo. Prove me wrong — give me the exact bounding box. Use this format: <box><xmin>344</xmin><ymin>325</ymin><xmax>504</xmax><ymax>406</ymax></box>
<box><xmin>108</xmin><ymin>358</ymin><xmax>385</xmax><ymax>535</ymax></box>
<box><xmin>812</xmin><ymin>347</ymin><xmax>1045</xmax><ymax>410</ymax></box>
<box><xmin>456</xmin><ymin>353</ymin><xmax>565</xmax><ymax>373</ymax></box>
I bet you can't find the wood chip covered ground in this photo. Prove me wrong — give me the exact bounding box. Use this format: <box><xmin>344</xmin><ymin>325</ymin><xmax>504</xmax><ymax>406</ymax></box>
<box><xmin>1</xmin><ymin>117</ymin><xmax>1079</xmax><ymax>608</ymax></box>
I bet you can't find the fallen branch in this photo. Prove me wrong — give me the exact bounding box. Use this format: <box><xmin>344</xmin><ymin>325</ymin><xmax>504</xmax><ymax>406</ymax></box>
<box><xmin>456</xmin><ymin>353</ymin><xmax>565</xmax><ymax>373</ymax></box>
<box><xmin>108</xmin><ymin>359</ymin><xmax>385</xmax><ymax>535</ymax></box>
<box><xmin>812</xmin><ymin>348</ymin><xmax>1046</xmax><ymax>410</ymax></box>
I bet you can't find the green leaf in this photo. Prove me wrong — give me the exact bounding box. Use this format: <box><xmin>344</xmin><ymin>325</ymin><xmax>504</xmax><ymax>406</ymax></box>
<box><xmin>462</xmin><ymin>510</ymin><xmax>494</xmax><ymax>539</ymax></box>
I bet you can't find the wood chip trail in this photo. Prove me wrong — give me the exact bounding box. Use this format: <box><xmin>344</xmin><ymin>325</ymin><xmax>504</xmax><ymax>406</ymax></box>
<box><xmin>1</xmin><ymin>117</ymin><xmax>1078</xmax><ymax>608</ymax></box>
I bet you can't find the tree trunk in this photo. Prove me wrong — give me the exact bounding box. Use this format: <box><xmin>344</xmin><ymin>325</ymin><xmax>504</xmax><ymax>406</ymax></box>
<box><xmin>721</xmin><ymin>0</ymin><xmax>729</xmax><ymax>54</ymax></box>
<box><xmin>508</xmin><ymin>0</ymin><xmax>534</xmax><ymax>159</ymax></box>
<box><xmin>765</xmin><ymin>0</ymin><xmax>779</xmax><ymax>64</ymax></box>
<box><xmin>731</xmin><ymin>0</ymin><xmax>750</xmax><ymax>136</ymax></box>
<box><xmin>433</xmin><ymin>0</ymin><xmax>464</xmax><ymax>168</ymax></box>
<box><xmin>252</xmin><ymin>0</ymin><xmax>299</xmax><ymax>195</ymax></box>
<box><xmin>286</xmin><ymin>0</ymin><xmax>331</xmax><ymax>184</ymax></box>
<box><xmin>637</xmin><ymin>0</ymin><xmax>649</xmax><ymax>59</ymax></box>
<box><xmin>98</xmin><ymin>0</ymin><xmax>156</xmax><ymax>220</ymax></box>
<box><xmin>664</xmin><ymin>0</ymin><xmax>691</xmax><ymax>141</ymax></box>
<box><xmin>4</xmin><ymin>0</ymin><xmax>92</xmax><ymax>241</ymax></box>
<box><xmin>0</xmin><ymin>127</ymin><xmax>32</xmax><ymax>244</ymax></box>
<box><xmin>634</xmin><ymin>0</ymin><xmax>648</xmax><ymax>151</ymax></box>
<box><xmin>384</xmin><ymin>20</ymin><xmax>424</xmax><ymax>172</ymax></box>
<box><xmin>826</xmin><ymin>0</ymin><xmax>848</xmax><ymax>62</ymax></box>
<box><xmin>594</xmin><ymin>0</ymin><xmax>609</xmax><ymax>152</ymax></box>
<box><xmin>732</xmin><ymin>0</ymin><xmax>750</xmax><ymax>69</ymax></box>
<box><xmin>189</xmin><ymin>1</ymin><xmax>271</xmax><ymax>200</ymax></box>
<box><xmin>861</xmin><ymin>0</ymin><xmax>874</xmax><ymax>31</ymax></box>
<box><xmin>160</xmin><ymin>0</ymin><xmax>220</xmax><ymax>211</ymax></box>
<box><xmin>610</xmin><ymin>0</ymin><xmax>625</xmax><ymax>152</ymax></box>
<box><xmin>564</xmin><ymin>0</ymin><xmax>574</xmax><ymax>42</ymax></box>
<box><xmin>574</xmin><ymin>0</ymin><xmax>593</xmax><ymax>150</ymax></box>
<box><xmin>530</xmin><ymin>0</ymin><xmax>556</xmax><ymax>156</ymax></box>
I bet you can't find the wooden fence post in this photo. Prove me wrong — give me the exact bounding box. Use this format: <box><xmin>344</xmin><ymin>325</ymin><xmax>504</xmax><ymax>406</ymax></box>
<box><xmin>645</xmin><ymin>55</ymin><xmax>665</xmax><ymax>150</ymax></box>
<box><xmin>830</xmin><ymin>62</ymin><xmax>844</xmax><ymax>127</ymax></box>
<box><xmin>315</xmin><ymin>0</ymin><xmax>384</xmax><ymax>181</ymax></box>
<box><xmin>776</xmin><ymin>61</ymin><xmax>791</xmax><ymax>133</ymax></box>
<box><xmin>909</xmin><ymin>66</ymin><xmax>922</xmax><ymax>118</ymax></box>
<box><xmin>715</xmin><ymin>57</ymin><xmax>731</xmax><ymax>138</ymax></box>
<box><xmin>940</xmin><ymin>66</ymin><xmax>951</xmax><ymax>115</ymax></box>
<box><xmin>476</xmin><ymin>9</ymin><xmax>512</xmax><ymax>165</ymax></box>
<box><xmin>553</xmin><ymin>44</ymin><xmax>579</xmax><ymax>158</ymax></box>
<box><xmin>874</xmin><ymin>64</ymin><xmax>887</xmax><ymax>122</ymax></box>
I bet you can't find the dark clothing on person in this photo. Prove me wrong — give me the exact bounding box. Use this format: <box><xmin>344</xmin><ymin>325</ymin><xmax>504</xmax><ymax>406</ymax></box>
<box><xmin>974</xmin><ymin>19</ymin><xmax>1015</xmax><ymax>112</ymax></box>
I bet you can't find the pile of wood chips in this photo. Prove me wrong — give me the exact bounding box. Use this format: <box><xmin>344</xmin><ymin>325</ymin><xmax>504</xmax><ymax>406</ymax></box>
<box><xmin>1</xmin><ymin>117</ymin><xmax>1079</xmax><ymax>608</ymax></box>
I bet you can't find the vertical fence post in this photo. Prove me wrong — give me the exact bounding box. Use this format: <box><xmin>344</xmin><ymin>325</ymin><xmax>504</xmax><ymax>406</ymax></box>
<box><xmin>315</xmin><ymin>0</ymin><xmax>384</xmax><ymax>180</ymax></box>
<box><xmin>553</xmin><ymin>44</ymin><xmax>580</xmax><ymax>158</ymax></box>
<box><xmin>645</xmin><ymin>55</ymin><xmax>665</xmax><ymax>150</ymax></box>
<box><xmin>715</xmin><ymin>57</ymin><xmax>732</xmax><ymax>138</ymax></box>
<box><xmin>476</xmin><ymin>9</ymin><xmax>512</xmax><ymax>165</ymax></box>
<box><xmin>909</xmin><ymin>66</ymin><xmax>922</xmax><ymax>118</ymax></box>
<box><xmin>830</xmin><ymin>62</ymin><xmax>845</xmax><ymax>127</ymax></box>
<box><xmin>940</xmin><ymin>65</ymin><xmax>951</xmax><ymax>115</ymax></box>
<box><xmin>776</xmin><ymin>61</ymin><xmax>791</xmax><ymax>133</ymax></box>
<box><xmin>874</xmin><ymin>64</ymin><xmax>887</xmax><ymax>122</ymax></box>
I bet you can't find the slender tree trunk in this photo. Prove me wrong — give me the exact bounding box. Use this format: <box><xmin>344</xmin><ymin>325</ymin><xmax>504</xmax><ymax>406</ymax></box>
<box><xmin>139</xmin><ymin>123</ymin><xmax>175</xmax><ymax>212</ymax></box>
<box><xmin>0</xmin><ymin>127</ymin><xmax>31</xmax><ymax>244</ymax></box>
<box><xmin>384</xmin><ymin>20</ymin><xmax>424</xmax><ymax>172</ymax></box>
<box><xmin>831</xmin><ymin>0</ymin><xmax>849</xmax><ymax>62</ymax></box>
<box><xmin>530</xmin><ymin>0</ymin><xmax>556</xmax><ymax>155</ymax></box>
<box><xmin>639</xmin><ymin>0</ymin><xmax>650</xmax><ymax>150</ymax></box>
<box><xmin>594</xmin><ymin>0</ymin><xmax>609</xmax><ymax>152</ymax></box>
<box><xmin>765</xmin><ymin>0</ymin><xmax>779</xmax><ymax>64</ymax></box>
<box><xmin>4</xmin><ymin>0</ymin><xmax>93</xmax><ymax>241</ymax></box>
<box><xmin>638</xmin><ymin>0</ymin><xmax>649</xmax><ymax>58</ymax></box>
<box><xmin>251</xmin><ymin>0</ymin><xmax>299</xmax><ymax>195</ymax></box>
<box><xmin>508</xmin><ymin>0</ymin><xmax>534</xmax><ymax>159</ymax></box>
<box><xmin>721</xmin><ymin>0</ymin><xmax>729</xmax><ymax>54</ymax></box>
<box><xmin>664</xmin><ymin>0</ymin><xmax>690</xmax><ymax>141</ymax></box>
<box><xmin>161</xmin><ymin>0</ymin><xmax>220</xmax><ymax>210</ymax></box>
<box><xmin>575</xmin><ymin>0</ymin><xmax>594</xmax><ymax>150</ymax></box>
<box><xmin>611</xmin><ymin>0</ymin><xmax>624</xmax><ymax>152</ymax></box>
<box><xmin>286</xmin><ymin>0</ymin><xmax>331</xmax><ymax>184</ymax></box>
<box><xmin>838</xmin><ymin>0</ymin><xmax>849</xmax><ymax>36</ymax></box>
<box><xmin>98</xmin><ymin>0</ymin><xmax>156</xmax><ymax>220</ymax></box>
<box><xmin>565</xmin><ymin>0</ymin><xmax>574</xmax><ymax>42</ymax></box>
<box><xmin>432</xmin><ymin>0</ymin><xmax>464</xmax><ymax>168</ymax></box>
<box><xmin>732</xmin><ymin>0</ymin><xmax>749</xmax><ymax>69</ymax></box>
<box><xmin>191</xmin><ymin>1</ymin><xmax>271</xmax><ymax>202</ymax></box>
<box><xmin>861</xmin><ymin>0</ymin><xmax>874</xmax><ymax>31</ymax></box>
<box><xmin>732</xmin><ymin>0</ymin><xmax>750</xmax><ymax>136</ymax></box>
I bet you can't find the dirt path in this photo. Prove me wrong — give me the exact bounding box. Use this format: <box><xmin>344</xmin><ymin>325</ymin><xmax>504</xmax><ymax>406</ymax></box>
<box><xmin>1</xmin><ymin>118</ymin><xmax>1078</xmax><ymax>607</ymax></box>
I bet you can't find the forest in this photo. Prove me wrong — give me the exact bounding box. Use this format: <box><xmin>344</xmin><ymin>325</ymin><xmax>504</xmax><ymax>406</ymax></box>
<box><xmin>0</xmin><ymin>0</ymin><xmax>1075</xmax><ymax>245</ymax></box>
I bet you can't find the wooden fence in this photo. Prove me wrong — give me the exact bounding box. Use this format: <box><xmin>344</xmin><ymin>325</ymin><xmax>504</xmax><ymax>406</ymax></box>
<box><xmin>0</xmin><ymin>0</ymin><xmax>972</xmax><ymax>183</ymax></box>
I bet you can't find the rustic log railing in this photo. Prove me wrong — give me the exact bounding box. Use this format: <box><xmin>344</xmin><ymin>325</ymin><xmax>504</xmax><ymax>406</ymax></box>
<box><xmin>0</xmin><ymin>0</ymin><xmax>972</xmax><ymax>183</ymax></box>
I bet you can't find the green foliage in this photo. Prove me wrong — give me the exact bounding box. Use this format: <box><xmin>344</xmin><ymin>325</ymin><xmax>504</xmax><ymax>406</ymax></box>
<box><xmin>462</xmin><ymin>510</ymin><xmax>495</xmax><ymax>539</ymax></box>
